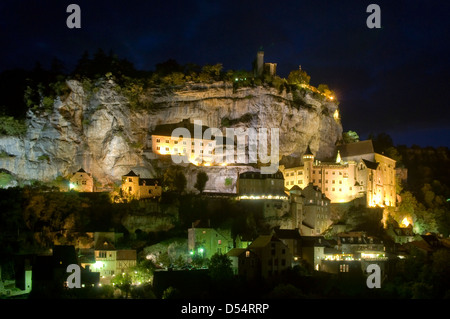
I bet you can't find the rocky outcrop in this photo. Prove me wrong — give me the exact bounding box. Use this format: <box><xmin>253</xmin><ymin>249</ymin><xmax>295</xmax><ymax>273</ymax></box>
<box><xmin>0</xmin><ymin>80</ymin><xmax>342</xmax><ymax>186</ymax></box>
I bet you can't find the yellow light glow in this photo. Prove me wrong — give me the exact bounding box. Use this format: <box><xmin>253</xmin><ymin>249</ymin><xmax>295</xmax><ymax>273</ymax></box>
<box><xmin>400</xmin><ymin>217</ymin><xmax>412</xmax><ymax>228</ymax></box>
<box><xmin>333</xmin><ymin>110</ymin><xmax>339</xmax><ymax>120</ymax></box>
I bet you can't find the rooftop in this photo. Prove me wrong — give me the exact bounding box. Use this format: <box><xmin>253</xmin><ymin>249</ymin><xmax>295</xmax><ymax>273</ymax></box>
<box><xmin>337</xmin><ymin>140</ymin><xmax>374</xmax><ymax>158</ymax></box>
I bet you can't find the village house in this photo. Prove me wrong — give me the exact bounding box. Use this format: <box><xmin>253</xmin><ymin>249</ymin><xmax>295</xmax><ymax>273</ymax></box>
<box><xmin>188</xmin><ymin>224</ymin><xmax>234</xmax><ymax>259</ymax></box>
<box><xmin>69</xmin><ymin>168</ymin><xmax>94</xmax><ymax>192</ymax></box>
<box><xmin>227</xmin><ymin>234</ymin><xmax>293</xmax><ymax>280</ymax></box>
<box><xmin>121</xmin><ymin>170</ymin><xmax>162</xmax><ymax>200</ymax></box>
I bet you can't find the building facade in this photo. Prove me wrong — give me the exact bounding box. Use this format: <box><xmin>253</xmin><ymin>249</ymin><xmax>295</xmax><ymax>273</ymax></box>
<box><xmin>150</xmin><ymin>119</ymin><xmax>216</xmax><ymax>166</ymax></box>
<box><xmin>188</xmin><ymin>227</ymin><xmax>234</xmax><ymax>260</ymax></box>
<box><xmin>121</xmin><ymin>170</ymin><xmax>162</xmax><ymax>200</ymax></box>
<box><xmin>281</xmin><ymin>141</ymin><xmax>396</xmax><ymax>207</ymax></box>
<box><xmin>69</xmin><ymin>168</ymin><xmax>94</xmax><ymax>192</ymax></box>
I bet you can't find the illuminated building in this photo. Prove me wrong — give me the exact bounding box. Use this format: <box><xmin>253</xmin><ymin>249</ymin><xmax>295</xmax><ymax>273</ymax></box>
<box><xmin>237</xmin><ymin>170</ymin><xmax>287</xmax><ymax>200</ymax></box>
<box><xmin>188</xmin><ymin>225</ymin><xmax>233</xmax><ymax>259</ymax></box>
<box><xmin>150</xmin><ymin>119</ymin><xmax>216</xmax><ymax>166</ymax></box>
<box><xmin>280</xmin><ymin>140</ymin><xmax>396</xmax><ymax>207</ymax></box>
<box><xmin>227</xmin><ymin>235</ymin><xmax>292</xmax><ymax>280</ymax></box>
<box><xmin>301</xmin><ymin>183</ymin><xmax>331</xmax><ymax>235</ymax></box>
<box><xmin>237</xmin><ymin>170</ymin><xmax>289</xmax><ymax>223</ymax></box>
<box><xmin>91</xmin><ymin>238</ymin><xmax>136</xmax><ymax>280</ymax></box>
<box><xmin>69</xmin><ymin>168</ymin><xmax>94</xmax><ymax>192</ymax></box>
<box><xmin>121</xmin><ymin>170</ymin><xmax>162</xmax><ymax>200</ymax></box>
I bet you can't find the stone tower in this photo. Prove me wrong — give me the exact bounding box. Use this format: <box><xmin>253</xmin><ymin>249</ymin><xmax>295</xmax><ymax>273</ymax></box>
<box><xmin>302</xmin><ymin>145</ymin><xmax>314</xmax><ymax>185</ymax></box>
<box><xmin>256</xmin><ymin>51</ymin><xmax>264</xmax><ymax>77</ymax></box>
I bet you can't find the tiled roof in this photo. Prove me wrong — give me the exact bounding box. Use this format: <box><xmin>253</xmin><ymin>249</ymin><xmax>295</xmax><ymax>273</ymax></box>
<box><xmin>123</xmin><ymin>170</ymin><xmax>139</xmax><ymax>177</ymax></box>
<box><xmin>151</xmin><ymin>118</ymin><xmax>211</xmax><ymax>137</ymax></box>
<box><xmin>116</xmin><ymin>250</ymin><xmax>137</xmax><ymax>260</ymax></box>
<box><xmin>337</xmin><ymin>140</ymin><xmax>374</xmax><ymax>158</ymax></box>
<box><xmin>274</xmin><ymin>228</ymin><xmax>302</xmax><ymax>240</ymax></box>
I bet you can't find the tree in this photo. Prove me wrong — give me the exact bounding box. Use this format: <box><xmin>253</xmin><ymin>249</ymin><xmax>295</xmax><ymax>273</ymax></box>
<box><xmin>111</xmin><ymin>272</ymin><xmax>132</xmax><ymax>298</ymax></box>
<box><xmin>174</xmin><ymin>171</ymin><xmax>187</xmax><ymax>194</ymax></box>
<box><xmin>342</xmin><ymin>131</ymin><xmax>360</xmax><ymax>144</ymax></box>
<box><xmin>208</xmin><ymin>253</ymin><xmax>233</xmax><ymax>283</ymax></box>
<box><xmin>287</xmin><ymin>69</ymin><xmax>310</xmax><ymax>85</ymax></box>
<box><xmin>163</xmin><ymin>166</ymin><xmax>187</xmax><ymax>193</ymax></box>
<box><xmin>194</xmin><ymin>171</ymin><xmax>209</xmax><ymax>194</ymax></box>
<box><xmin>369</xmin><ymin>132</ymin><xmax>394</xmax><ymax>154</ymax></box>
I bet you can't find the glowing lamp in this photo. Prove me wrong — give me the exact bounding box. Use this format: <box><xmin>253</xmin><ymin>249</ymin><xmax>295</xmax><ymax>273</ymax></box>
<box><xmin>94</xmin><ymin>261</ymin><xmax>103</xmax><ymax>269</ymax></box>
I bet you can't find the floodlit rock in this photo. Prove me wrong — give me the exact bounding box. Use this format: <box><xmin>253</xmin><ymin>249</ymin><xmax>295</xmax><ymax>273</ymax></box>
<box><xmin>0</xmin><ymin>80</ymin><xmax>342</xmax><ymax>187</ymax></box>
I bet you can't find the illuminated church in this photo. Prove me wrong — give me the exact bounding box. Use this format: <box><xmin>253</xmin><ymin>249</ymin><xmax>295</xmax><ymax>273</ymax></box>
<box><xmin>280</xmin><ymin>140</ymin><xmax>396</xmax><ymax>207</ymax></box>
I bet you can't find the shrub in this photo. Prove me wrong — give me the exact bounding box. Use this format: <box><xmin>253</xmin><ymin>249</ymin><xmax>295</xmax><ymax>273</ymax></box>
<box><xmin>0</xmin><ymin>116</ymin><xmax>27</xmax><ymax>136</ymax></box>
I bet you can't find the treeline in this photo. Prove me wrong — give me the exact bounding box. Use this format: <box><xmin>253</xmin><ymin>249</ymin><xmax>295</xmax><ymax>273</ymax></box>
<box><xmin>0</xmin><ymin>49</ymin><xmax>337</xmax><ymax>121</ymax></box>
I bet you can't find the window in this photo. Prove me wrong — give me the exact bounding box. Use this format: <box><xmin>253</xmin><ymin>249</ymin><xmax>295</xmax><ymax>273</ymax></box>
<box><xmin>246</xmin><ymin>251</ymin><xmax>250</xmax><ymax>258</ymax></box>
<box><xmin>349</xmin><ymin>187</ymin><xmax>352</xmax><ymax>191</ymax></box>
<box><xmin>332</xmin><ymin>180</ymin><xmax>335</xmax><ymax>184</ymax></box>
<box><xmin>128</xmin><ymin>186</ymin><xmax>132</xmax><ymax>191</ymax></box>
<box><xmin>339</xmin><ymin>180</ymin><xmax>342</xmax><ymax>184</ymax></box>
<box><xmin>298</xmin><ymin>180</ymin><xmax>302</xmax><ymax>184</ymax></box>
<box><xmin>340</xmin><ymin>264</ymin><xmax>349</xmax><ymax>272</ymax></box>
<box><xmin>156</xmin><ymin>146</ymin><xmax>160</xmax><ymax>151</ymax></box>
<box><xmin>165</xmin><ymin>147</ymin><xmax>169</xmax><ymax>151</ymax></box>
<box><xmin>156</xmin><ymin>139</ymin><xmax>160</xmax><ymax>143</ymax></box>
<box><xmin>165</xmin><ymin>140</ymin><xmax>169</xmax><ymax>143</ymax></box>
<box><xmin>82</xmin><ymin>180</ymin><xmax>86</xmax><ymax>185</ymax></box>
<box><xmin>174</xmin><ymin>141</ymin><xmax>178</xmax><ymax>144</ymax></box>
<box><xmin>290</xmin><ymin>181</ymin><xmax>294</xmax><ymax>185</ymax></box>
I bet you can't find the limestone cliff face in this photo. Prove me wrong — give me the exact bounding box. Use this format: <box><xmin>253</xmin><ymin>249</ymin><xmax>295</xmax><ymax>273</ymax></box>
<box><xmin>0</xmin><ymin>80</ymin><xmax>342</xmax><ymax>185</ymax></box>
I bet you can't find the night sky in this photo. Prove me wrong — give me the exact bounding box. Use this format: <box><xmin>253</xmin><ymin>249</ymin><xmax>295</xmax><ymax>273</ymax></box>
<box><xmin>1</xmin><ymin>0</ymin><xmax>449</xmax><ymax>147</ymax></box>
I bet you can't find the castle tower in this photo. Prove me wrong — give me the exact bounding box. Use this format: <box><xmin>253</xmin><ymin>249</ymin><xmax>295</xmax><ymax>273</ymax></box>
<box><xmin>122</xmin><ymin>170</ymin><xmax>140</xmax><ymax>198</ymax></box>
<box><xmin>302</xmin><ymin>145</ymin><xmax>314</xmax><ymax>185</ymax></box>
